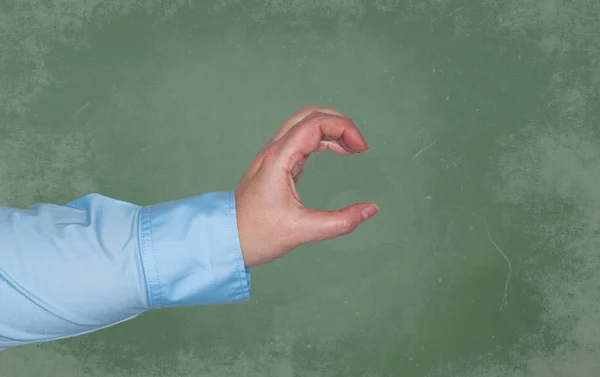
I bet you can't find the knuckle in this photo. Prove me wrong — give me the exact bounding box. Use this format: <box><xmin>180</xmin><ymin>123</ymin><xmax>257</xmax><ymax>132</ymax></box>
<box><xmin>320</xmin><ymin>107</ymin><xmax>339</xmax><ymax>114</ymax></box>
<box><xmin>305</xmin><ymin>111</ymin><xmax>326</xmax><ymax>123</ymax></box>
<box><xmin>301</xmin><ymin>105</ymin><xmax>321</xmax><ymax>113</ymax></box>
<box><xmin>261</xmin><ymin>147</ymin><xmax>278</xmax><ymax>163</ymax></box>
<box><xmin>335</xmin><ymin>218</ymin><xmax>356</xmax><ymax>234</ymax></box>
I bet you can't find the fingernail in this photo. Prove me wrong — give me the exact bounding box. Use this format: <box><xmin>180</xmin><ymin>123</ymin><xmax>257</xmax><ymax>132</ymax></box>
<box><xmin>361</xmin><ymin>204</ymin><xmax>379</xmax><ymax>221</ymax></box>
<box><xmin>354</xmin><ymin>144</ymin><xmax>369</xmax><ymax>153</ymax></box>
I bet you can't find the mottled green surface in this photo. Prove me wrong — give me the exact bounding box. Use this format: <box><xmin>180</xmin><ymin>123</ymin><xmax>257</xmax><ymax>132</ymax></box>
<box><xmin>1</xmin><ymin>1</ymin><xmax>600</xmax><ymax>376</ymax></box>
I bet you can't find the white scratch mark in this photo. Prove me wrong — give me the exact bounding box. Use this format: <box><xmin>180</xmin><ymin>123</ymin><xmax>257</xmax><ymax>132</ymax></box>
<box><xmin>412</xmin><ymin>140</ymin><xmax>438</xmax><ymax>160</ymax></box>
<box><xmin>483</xmin><ymin>216</ymin><xmax>513</xmax><ymax>311</ymax></box>
<box><xmin>73</xmin><ymin>102</ymin><xmax>90</xmax><ymax>115</ymax></box>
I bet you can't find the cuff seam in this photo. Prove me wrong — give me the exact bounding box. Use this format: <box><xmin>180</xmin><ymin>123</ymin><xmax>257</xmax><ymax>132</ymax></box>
<box><xmin>228</xmin><ymin>193</ymin><xmax>250</xmax><ymax>300</ymax></box>
<box><xmin>139</xmin><ymin>207</ymin><xmax>164</xmax><ymax>309</ymax></box>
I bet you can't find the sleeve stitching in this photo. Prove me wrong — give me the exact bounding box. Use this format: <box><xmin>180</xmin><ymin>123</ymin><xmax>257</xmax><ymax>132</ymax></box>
<box><xmin>140</xmin><ymin>207</ymin><xmax>163</xmax><ymax>308</ymax></box>
<box><xmin>229</xmin><ymin>194</ymin><xmax>247</xmax><ymax>299</ymax></box>
<box><xmin>147</xmin><ymin>207</ymin><xmax>164</xmax><ymax>308</ymax></box>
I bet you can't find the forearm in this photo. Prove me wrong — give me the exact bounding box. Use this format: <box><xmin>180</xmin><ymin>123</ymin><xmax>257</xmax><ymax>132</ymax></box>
<box><xmin>0</xmin><ymin>192</ymin><xmax>250</xmax><ymax>349</ymax></box>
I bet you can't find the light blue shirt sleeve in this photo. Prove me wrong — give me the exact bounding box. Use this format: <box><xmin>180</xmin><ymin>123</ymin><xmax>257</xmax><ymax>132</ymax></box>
<box><xmin>0</xmin><ymin>192</ymin><xmax>251</xmax><ymax>350</ymax></box>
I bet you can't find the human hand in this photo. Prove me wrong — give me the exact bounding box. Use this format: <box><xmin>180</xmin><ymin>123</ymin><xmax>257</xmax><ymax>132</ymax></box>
<box><xmin>234</xmin><ymin>106</ymin><xmax>379</xmax><ymax>267</ymax></box>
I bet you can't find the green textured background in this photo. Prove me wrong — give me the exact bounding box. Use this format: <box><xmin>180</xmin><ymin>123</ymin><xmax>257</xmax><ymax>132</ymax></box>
<box><xmin>1</xmin><ymin>1</ymin><xmax>599</xmax><ymax>376</ymax></box>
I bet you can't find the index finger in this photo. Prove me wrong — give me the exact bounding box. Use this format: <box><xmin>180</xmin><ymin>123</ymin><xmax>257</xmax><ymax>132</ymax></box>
<box><xmin>280</xmin><ymin>112</ymin><xmax>369</xmax><ymax>159</ymax></box>
<box><xmin>269</xmin><ymin>106</ymin><xmax>350</xmax><ymax>143</ymax></box>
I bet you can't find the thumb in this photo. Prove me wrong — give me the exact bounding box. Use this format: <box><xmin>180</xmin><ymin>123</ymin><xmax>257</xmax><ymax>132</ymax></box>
<box><xmin>299</xmin><ymin>202</ymin><xmax>379</xmax><ymax>244</ymax></box>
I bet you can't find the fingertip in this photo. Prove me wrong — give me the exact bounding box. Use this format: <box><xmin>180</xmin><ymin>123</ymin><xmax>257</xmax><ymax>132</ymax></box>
<box><xmin>360</xmin><ymin>204</ymin><xmax>379</xmax><ymax>221</ymax></box>
<box><xmin>344</xmin><ymin>127</ymin><xmax>370</xmax><ymax>153</ymax></box>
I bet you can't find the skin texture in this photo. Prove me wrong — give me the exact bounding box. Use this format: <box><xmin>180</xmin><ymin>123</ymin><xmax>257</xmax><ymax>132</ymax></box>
<box><xmin>235</xmin><ymin>106</ymin><xmax>379</xmax><ymax>267</ymax></box>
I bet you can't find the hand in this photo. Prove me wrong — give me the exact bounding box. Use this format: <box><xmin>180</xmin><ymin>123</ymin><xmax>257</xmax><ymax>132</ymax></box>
<box><xmin>235</xmin><ymin>106</ymin><xmax>379</xmax><ymax>267</ymax></box>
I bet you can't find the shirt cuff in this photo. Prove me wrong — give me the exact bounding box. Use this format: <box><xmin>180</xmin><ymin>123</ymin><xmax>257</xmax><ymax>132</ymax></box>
<box><xmin>138</xmin><ymin>191</ymin><xmax>250</xmax><ymax>308</ymax></box>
